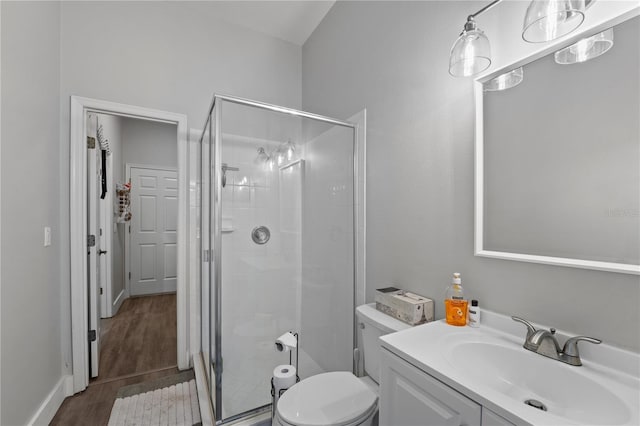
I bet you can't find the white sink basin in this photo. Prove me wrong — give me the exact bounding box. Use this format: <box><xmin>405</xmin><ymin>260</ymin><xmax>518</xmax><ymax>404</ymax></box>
<box><xmin>380</xmin><ymin>312</ymin><xmax>640</xmax><ymax>425</ymax></box>
<box><xmin>448</xmin><ymin>339</ymin><xmax>630</xmax><ymax>425</ymax></box>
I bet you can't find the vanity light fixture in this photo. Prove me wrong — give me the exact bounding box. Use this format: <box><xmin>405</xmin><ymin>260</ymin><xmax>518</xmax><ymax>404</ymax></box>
<box><xmin>284</xmin><ymin>139</ymin><xmax>295</xmax><ymax>161</ymax></box>
<box><xmin>484</xmin><ymin>67</ymin><xmax>524</xmax><ymax>91</ymax></box>
<box><xmin>255</xmin><ymin>140</ymin><xmax>297</xmax><ymax>169</ymax></box>
<box><xmin>522</xmin><ymin>0</ymin><xmax>587</xmax><ymax>43</ymax></box>
<box><xmin>448</xmin><ymin>0</ymin><xmax>502</xmax><ymax>78</ymax></box>
<box><xmin>450</xmin><ymin>0</ymin><xmax>597</xmax><ymax>78</ymax></box>
<box><xmin>554</xmin><ymin>28</ymin><xmax>614</xmax><ymax>64</ymax></box>
<box><xmin>255</xmin><ymin>147</ymin><xmax>270</xmax><ymax>164</ymax></box>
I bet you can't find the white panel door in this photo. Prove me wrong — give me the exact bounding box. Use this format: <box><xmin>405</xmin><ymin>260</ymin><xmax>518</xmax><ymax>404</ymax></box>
<box><xmin>88</xmin><ymin>141</ymin><xmax>102</xmax><ymax>378</ymax></box>
<box><xmin>130</xmin><ymin>166</ymin><xmax>178</xmax><ymax>295</ymax></box>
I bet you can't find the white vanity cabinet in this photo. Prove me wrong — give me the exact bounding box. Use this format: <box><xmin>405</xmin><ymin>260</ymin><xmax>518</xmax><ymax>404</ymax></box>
<box><xmin>481</xmin><ymin>408</ymin><xmax>516</xmax><ymax>426</ymax></box>
<box><xmin>379</xmin><ymin>348</ymin><xmax>482</xmax><ymax>426</ymax></box>
<box><xmin>379</xmin><ymin>348</ymin><xmax>516</xmax><ymax>426</ymax></box>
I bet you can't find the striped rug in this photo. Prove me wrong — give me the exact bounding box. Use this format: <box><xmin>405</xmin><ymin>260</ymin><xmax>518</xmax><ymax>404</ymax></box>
<box><xmin>108</xmin><ymin>371</ymin><xmax>201</xmax><ymax>426</ymax></box>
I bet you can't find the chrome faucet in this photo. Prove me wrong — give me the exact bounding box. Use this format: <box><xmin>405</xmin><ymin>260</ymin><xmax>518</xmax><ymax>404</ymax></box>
<box><xmin>512</xmin><ymin>316</ymin><xmax>601</xmax><ymax>366</ymax></box>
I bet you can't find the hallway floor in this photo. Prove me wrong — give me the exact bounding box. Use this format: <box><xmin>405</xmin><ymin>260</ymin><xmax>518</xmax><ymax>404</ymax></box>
<box><xmin>51</xmin><ymin>293</ymin><xmax>178</xmax><ymax>425</ymax></box>
<box><xmin>98</xmin><ymin>293</ymin><xmax>177</xmax><ymax>381</ymax></box>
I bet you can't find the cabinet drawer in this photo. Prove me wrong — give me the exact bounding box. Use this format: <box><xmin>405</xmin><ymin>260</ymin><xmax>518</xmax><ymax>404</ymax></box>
<box><xmin>380</xmin><ymin>348</ymin><xmax>482</xmax><ymax>426</ymax></box>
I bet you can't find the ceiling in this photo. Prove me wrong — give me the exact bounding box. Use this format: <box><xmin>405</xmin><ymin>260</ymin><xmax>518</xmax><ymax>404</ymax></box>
<box><xmin>209</xmin><ymin>1</ymin><xmax>336</xmax><ymax>46</ymax></box>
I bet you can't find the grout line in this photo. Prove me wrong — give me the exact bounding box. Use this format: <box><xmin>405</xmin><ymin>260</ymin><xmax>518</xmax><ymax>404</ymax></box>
<box><xmin>89</xmin><ymin>365</ymin><xmax>179</xmax><ymax>387</ymax></box>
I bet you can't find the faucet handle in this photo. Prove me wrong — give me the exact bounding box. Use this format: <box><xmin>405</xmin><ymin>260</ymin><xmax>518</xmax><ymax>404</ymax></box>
<box><xmin>562</xmin><ymin>336</ymin><xmax>602</xmax><ymax>358</ymax></box>
<box><xmin>512</xmin><ymin>316</ymin><xmax>537</xmax><ymax>339</ymax></box>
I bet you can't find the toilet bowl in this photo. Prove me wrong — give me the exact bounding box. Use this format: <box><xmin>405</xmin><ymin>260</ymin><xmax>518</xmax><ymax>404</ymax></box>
<box><xmin>274</xmin><ymin>303</ymin><xmax>410</xmax><ymax>426</ymax></box>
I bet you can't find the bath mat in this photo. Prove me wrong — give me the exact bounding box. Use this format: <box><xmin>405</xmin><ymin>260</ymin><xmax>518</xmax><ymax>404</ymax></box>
<box><xmin>108</xmin><ymin>371</ymin><xmax>201</xmax><ymax>426</ymax></box>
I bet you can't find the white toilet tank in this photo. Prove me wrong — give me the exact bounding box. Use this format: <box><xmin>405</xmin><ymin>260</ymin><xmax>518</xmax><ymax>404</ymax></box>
<box><xmin>356</xmin><ymin>303</ymin><xmax>411</xmax><ymax>384</ymax></box>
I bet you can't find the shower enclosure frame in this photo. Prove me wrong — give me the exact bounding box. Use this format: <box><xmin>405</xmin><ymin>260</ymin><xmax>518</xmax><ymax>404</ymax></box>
<box><xmin>200</xmin><ymin>94</ymin><xmax>362</xmax><ymax>424</ymax></box>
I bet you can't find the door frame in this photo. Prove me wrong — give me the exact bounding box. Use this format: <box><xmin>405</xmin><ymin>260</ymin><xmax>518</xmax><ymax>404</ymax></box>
<box><xmin>70</xmin><ymin>96</ymin><xmax>190</xmax><ymax>393</ymax></box>
<box><xmin>125</xmin><ymin>163</ymin><xmax>178</xmax><ymax>298</ymax></box>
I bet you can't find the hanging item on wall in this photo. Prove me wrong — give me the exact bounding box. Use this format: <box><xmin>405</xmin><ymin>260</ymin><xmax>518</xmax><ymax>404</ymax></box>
<box><xmin>116</xmin><ymin>181</ymin><xmax>132</xmax><ymax>223</ymax></box>
<box><xmin>96</xmin><ymin>120</ymin><xmax>111</xmax><ymax>154</ymax></box>
<box><xmin>94</xmin><ymin>115</ymin><xmax>111</xmax><ymax>200</ymax></box>
<box><xmin>100</xmin><ymin>149</ymin><xmax>107</xmax><ymax>199</ymax></box>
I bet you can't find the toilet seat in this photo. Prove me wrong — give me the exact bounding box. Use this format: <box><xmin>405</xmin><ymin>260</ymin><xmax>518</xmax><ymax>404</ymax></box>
<box><xmin>276</xmin><ymin>372</ymin><xmax>378</xmax><ymax>426</ymax></box>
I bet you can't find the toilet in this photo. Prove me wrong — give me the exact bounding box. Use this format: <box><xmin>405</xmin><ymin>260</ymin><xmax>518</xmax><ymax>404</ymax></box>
<box><xmin>274</xmin><ymin>303</ymin><xmax>410</xmax><ymax>426</ymax></box>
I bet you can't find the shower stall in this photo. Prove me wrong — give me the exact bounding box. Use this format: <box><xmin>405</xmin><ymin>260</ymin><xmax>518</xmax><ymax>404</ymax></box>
<box><xmin>198</xmin><ymin>95</ymin><xmax>363</xmax><ymax>423</ymax></box>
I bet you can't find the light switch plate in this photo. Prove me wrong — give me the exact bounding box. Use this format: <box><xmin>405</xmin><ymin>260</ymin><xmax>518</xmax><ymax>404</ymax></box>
<box><xmin>44</xmin><ymin>227</ymin><xmax>51</xmax><ymax>247</ymax></box>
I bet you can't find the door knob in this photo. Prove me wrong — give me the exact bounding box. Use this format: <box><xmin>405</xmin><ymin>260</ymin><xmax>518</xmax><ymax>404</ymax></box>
<box><xmin>98</xmin><ymin>250</ymin><xmax>107</xmax><ymax>255</ymax></box>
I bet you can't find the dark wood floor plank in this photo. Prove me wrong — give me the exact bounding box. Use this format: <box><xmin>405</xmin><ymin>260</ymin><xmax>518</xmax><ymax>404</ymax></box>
<box><xmin>51</xmin><ymin>294</ymin><xmax>178</xmax><ymax>425</ymax></box>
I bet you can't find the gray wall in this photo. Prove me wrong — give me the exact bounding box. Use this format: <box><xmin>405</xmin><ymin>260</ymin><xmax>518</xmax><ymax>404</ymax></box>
<box><xmin>122</xmin><ymin>118</ymin><xmax>178</xmax><ymax>169</ymax></box>
<box><xmin>302</xmin><ymin>1</ymin><xmax>640</xmax><ymax>351</ymax></box>
<box><xmin>0</xmin><ymin>2</ymin><xmax>62</xmax><ymax>425</ymax></box>
<box><xmin>58</xmin><ymin>1</ymin><xmax>302</xmax><ymax>376</ymax></box>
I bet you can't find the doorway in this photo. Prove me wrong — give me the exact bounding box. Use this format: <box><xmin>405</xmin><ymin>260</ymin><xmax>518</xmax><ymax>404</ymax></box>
<box><xmin>86</xmin><ymin>111</ymin><xmax>182</xmax><ymax>382</ymax></box>
<box><xmin>70</xmin><ymin>96</ymin><xmax>191</xmax><ymax>394</ymax></box>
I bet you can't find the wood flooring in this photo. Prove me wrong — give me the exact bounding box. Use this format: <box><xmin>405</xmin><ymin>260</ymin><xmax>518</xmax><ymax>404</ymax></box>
<box><xmin>51</xmin><ymin>294</ymin><xmax>178</xmax><ymax>425</ymax></box>
<box><xmin>97</xmin><ymin>294</ymin><xmax>177</xmax><ymax>382</ymax></box>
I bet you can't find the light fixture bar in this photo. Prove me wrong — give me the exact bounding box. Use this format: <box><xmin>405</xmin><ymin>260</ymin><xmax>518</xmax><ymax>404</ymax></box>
<box><xmin>470</xmin><ymin>0</ymin><xmax>503</xmax><ymax>19</ymax></box>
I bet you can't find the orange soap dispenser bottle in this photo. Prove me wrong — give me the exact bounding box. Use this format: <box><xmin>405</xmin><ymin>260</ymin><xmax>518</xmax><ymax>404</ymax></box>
<box><xmin>445</xmin><ymin>273</ymin><xmax>468</xmax><ymax>326</ymax></box>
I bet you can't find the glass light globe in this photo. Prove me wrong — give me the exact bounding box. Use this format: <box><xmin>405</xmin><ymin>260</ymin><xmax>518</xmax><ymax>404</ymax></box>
<box><xmin>555</xmin><ymin>28</ymin><xmax>614</xmax><ymax>64</ymax></box>
<box><xmin>254</xmin><ymin>147</ymin><xmax>269</xmax><ymax>164</ymax></box>
<box><xmin>484</xmin><ymin>67</ymin><xmax>524</xmax><ymax>92</ymax></box>
<box><xmin>285</xmin><ymin>140</ymin><xmax>295</xmax><ymax>161</ymax></box>
<box><xmin>449</xmin><ymin>17</ymin><xmax>491</xmax><ymax>78</ymax></box>
<box><xmin>522</xmin><ymin>0</ymin><xmax>586</xmax><ymax>43</ymax></box>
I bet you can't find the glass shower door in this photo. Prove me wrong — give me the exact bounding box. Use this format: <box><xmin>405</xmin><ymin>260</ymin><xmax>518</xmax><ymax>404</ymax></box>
<box><xmin>205</xmin><ymin>96</ymin><xmax>358</xmax><ymax>423</ymax></box>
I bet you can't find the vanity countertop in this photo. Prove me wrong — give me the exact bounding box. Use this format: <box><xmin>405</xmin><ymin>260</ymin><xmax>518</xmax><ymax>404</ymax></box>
<box><xmin>380</xmin><ymin>311</ymin><xmax>640</xmax><ymax>426</ymax></box>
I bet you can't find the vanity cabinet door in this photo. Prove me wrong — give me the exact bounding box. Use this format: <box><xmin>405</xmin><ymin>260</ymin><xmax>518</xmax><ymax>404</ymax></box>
<box><xmin>481</xmin><ymin>408</ymin><xmax>516</xmax><ymax>426</ymax></box>
<box><xmin>379</xmin><ymin>348</ymin><xmax>482</xmax><ymax>426</ymax></box>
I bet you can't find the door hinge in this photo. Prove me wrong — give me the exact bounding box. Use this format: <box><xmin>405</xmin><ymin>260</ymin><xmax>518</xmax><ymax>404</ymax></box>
<box><xmin>88</xmin><ymin>234</ymin><xmax>96</xmax><ymax>247</ymax></box>
<box><xmin>100</xmin><ymin>287</ymin><xmax>103</xmax><ymax>295</ymax></box>
<box><xmin>87</xmin><ymin>136</ymin><xmax>96</xmax><ymax>149</ymax></box>
<box><xmin>129</xmin><ymin>225</ymin><xmax>131</xmax><ymax>234</ymax></box>
<box><xmin>203</xmin><ymin>249</ymin><xmax>210</xmax><ymax>262</ymax></box>
<box><xmin>129</xmin><ymin>272</ymin><xmax>131</xmax><ymax>280</ymax></box>
<box><xmin>88</xmin><ymin>330</ymin><xmax>96</xmax><ymax>342</ymax></box>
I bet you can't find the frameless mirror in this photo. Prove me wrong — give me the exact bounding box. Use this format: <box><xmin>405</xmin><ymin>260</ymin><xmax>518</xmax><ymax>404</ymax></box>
<box><xmin>475</xmin><ymin>14</ymin><xmax>639</xmax><ymax>274</ymax></box>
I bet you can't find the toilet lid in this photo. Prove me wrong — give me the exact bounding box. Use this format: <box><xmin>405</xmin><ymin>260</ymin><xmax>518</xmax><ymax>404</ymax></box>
<box><xmin>277</xmin><ymin>372</ymin><xmax>377</xmax><ymax>426</ymax></box>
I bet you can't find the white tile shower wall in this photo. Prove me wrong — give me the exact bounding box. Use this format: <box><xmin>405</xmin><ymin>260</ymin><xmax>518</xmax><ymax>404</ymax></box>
<box><xmin>301</xmin><ymin>125</ymin><xmax>355</xmax><ymax>375</ymax></box>
<box><xmin>220</xmin><ymin>138</ymin><xmax>302</xmax><ymax>418</ymax></box>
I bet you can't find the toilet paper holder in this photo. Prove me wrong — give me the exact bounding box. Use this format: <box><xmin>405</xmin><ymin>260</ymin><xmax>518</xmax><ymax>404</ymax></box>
<box><xmin>271</xmin><ymin>332</ymin><xmax>300</xmax><ymax>418</ymax></box>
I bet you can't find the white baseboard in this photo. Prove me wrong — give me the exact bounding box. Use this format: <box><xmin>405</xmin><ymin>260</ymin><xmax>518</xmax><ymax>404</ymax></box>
<box><xmin>27</xmin><ymin>375</ymin><xmax>73</xmax><ymax>426</ymax></box>
<box><xmin>112</xmin><ymin>288</ymin><xmax>126</xmax><ymax>316</ymax></box>
<box><xmin>193</xmin><ymin>353</ymin><xmax>214</xmax><ymax>426</ymax></box>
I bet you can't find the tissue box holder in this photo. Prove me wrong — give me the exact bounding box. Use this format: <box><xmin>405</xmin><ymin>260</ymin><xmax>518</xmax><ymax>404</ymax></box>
<box><xmin>375</xmin><ymin>287</ymin><xmax>434</xmax><ymax>325</ymax></box>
